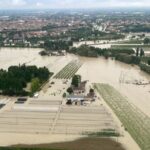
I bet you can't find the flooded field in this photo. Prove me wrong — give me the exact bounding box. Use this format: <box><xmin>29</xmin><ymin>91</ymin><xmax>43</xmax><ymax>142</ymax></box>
<box><xmin>0</xmin><ymin>48</ymin><xmax>150</xmax><ymax>118</ymax></box>
<box><xmin>0</xmin><ymin>47</ymin><xmax>73</xmax><ymax>73</ymax></box>
<box><xmin>77</xmin><ymin>56</ymin><xmax>150</xmax><ymax>117</ymax></box>
<box><xmin>0</xmin><ymin>48</ymin><xmax>150</xmax><ymax>117</ymax></box>
<box><xmin>0</xmin><ymin>47</ymin><xmax>149</xmax><ymax>149</ymax></box>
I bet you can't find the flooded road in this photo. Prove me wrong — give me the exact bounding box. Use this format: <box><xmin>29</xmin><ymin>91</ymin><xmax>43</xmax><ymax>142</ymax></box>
<box><xmin>0</xmin><ymin>47</ymin><xmax>150</xmax><ymax>117</ymax></box>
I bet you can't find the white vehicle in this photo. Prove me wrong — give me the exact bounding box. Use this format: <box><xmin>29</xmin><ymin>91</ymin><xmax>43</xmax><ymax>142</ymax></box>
<box><xmin>34</xmin><ymin>92</ymin><xmax>39</xmax><ymax>98</ymax></box>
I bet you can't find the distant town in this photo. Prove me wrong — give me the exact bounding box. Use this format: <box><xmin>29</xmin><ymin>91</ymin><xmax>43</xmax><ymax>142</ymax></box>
<box><xmin>0</xmin><ymin>10</ymin><xmax>150</xmax><ymax>48</ymax></box>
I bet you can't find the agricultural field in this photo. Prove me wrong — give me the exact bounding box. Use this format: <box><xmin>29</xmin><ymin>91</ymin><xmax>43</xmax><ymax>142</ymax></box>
<box><xmin>94</xmin><ymin>83</ymin><xmax>150</xmax><ymax>150</ymax></box>
<box><xmin>111</xmin><ymin>44</ymin><xmax>150</xmax><ymax>50</ymax></box>
<box><xmin>54</xmin><ymin>60</ymin><xmax>82</xmax><ymax>79</ymax></box>
<box><xmin>0</xmin><ymin>97</ymin><xmax>118</xmax><ymax>136</ymax></box>
<box><xmin>53</xmin><ymin>106</ymin><xmax>118</xmax><ymax>135</ymax></box>
<box><xmin>0</xmin><ymin>100</ymin><xmax>60</xmax><ymax>134</ymax></box>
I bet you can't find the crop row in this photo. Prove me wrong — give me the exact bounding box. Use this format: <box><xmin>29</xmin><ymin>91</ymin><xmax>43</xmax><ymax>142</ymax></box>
<box><xmin>54</xmin><ymin>60</ymin><xmax>82</xmax><ymax>79</ymax></box>
<box><xmin>94</xmin><ymin>83</ymin><xmax>150</xmax><ymax>150</ymax></box>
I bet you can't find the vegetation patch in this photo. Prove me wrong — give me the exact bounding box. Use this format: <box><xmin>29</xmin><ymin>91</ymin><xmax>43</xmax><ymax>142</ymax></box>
<box><xmin>115</xmin><ymin>54</ymin><xmax>140</xmax><ymax>64</ymax></box>
<box><xmin>70</xmin><ymin>45</ymin><xmax>134</xmax><ymax>58</ymax></box>
<box><xmin>44</xmin><ymin>40</ymin><xmax>72</xmax><ymax>51</ymax></box>
<box><xmin>66</xmin><ymin>27</ymin><xmax>125</xmax><ymax>41</ymax></box>
<box><xmin>12</xmin><ymin>137</ymin><xmax>125</xmax><ymax>150</ymax></box>
<box><xmin>54</xmin><ymin>60</ymin><xmax>82</xmax><ymax>79</ymax></box>
<box><xmin>139</xmin><ymin>63</ymin><xmax>150</xmax><ymax>74</ymax></box>
<box><xmin>0</xmin><ymin>65</ymin><xmax>53</xmax><ymax>96</ymax></box>
<box><xmin>87</xmin><ymin>129</ymin><xmax>120</xmax><ymax>137</ymax></box>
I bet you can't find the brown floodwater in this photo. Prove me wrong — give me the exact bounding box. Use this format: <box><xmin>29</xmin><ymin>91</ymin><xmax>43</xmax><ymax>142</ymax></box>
<box><xmin>0</xmin><ymin>48</ymin><xmax>150</xmax><ymax>117</ymax></box>
<box><xmin>0</xmin><ymin>47</ymin><xmax>73</xmax><ymax>73</ymax></box>
<box><xmin>77</xmin><ymin>56</ymin><xmax>150</xmax><ymax>117</ymax></box>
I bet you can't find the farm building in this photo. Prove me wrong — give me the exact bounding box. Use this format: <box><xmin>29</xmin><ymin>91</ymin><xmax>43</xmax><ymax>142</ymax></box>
<box><xmin>72</xmin><ymin>81</ymin><xmax>87</xmax><ymax>94</ymax></box>
<box><xmin>66</xmin><ymin>95</ymin><xmax>84</xmax><ymax>105</ymax></box>
<box><xmin>66</xmin><ymin>93</ymin><xmax>96</xmax><ymax>105</ymax></box>
<box><xmin>67</xmin><ymin>95</ymin><xmax>85</xmax><ymax>102</ymax></box>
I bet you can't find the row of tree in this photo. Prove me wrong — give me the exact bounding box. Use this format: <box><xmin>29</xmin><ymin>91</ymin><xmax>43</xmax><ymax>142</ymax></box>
<box><xmin>69</xmin><ymin>45</ymin><xmax>147</xmax><ymax>66</ymax></box>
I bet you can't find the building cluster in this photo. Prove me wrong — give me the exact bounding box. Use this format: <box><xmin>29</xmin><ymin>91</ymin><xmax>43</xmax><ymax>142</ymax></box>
<box><xmin>95</xmin><ymin>15</ymin><xmax>150</xmax><ymax>33</ymax></box>
<box><xmin>66</xmin><ymin>80</ymin><xmax>96</xmax><ymax>106</ymax></box>
<box><xmin>0</xmin><ymin>13</ymin><xmax>88</xmax><ymax>47</ymax></box>
<box><xmin>0</xmin><ymin>19</ymin><xmax>49</xmax><ymax>31</ymax></box>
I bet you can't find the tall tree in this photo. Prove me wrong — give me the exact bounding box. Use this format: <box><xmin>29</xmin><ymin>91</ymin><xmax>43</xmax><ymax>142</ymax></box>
<box><xmin>71</xmin><ymin>75</ymin><xmax>81</xmax><ymax>87</ymax></box>
<box><xmin>140</xmin><ymin>48</ymin><xmax>145</xmax><ymax>57</ymax></box>
<box><xmin>144</xmin><ymin>38</ymin><xmax>150</xmax><ymax>44</ymax></box>
<box><xmin>136</xmin><ymin>47</ymin><xmax>139</xmax><ymax>57</ymax></box>
<box><xmin>148</xmin><ymin>60</ymin><xmax>150</xmax><ymax>65</ymax></box>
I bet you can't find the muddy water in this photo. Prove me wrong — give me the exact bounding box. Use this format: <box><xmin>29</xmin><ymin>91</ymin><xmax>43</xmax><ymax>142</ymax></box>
<box><xmin>0</xmin><ymin>48</ymin><xmax>41</xmax><ymax>69</ymax></box>
<box><xmin>0</xmin><ymin>48</ymin><xmax>73</xmax><ymax>73</ymax></box>
<box><xmin>77</xmin><ymin>56</ymin><xmax>150</xmax><ymax>117</ymax></box>
<box><xmin>0</xmin><ymin>48</ymin><xmax>150</xmax><ymax>117</ymax></box>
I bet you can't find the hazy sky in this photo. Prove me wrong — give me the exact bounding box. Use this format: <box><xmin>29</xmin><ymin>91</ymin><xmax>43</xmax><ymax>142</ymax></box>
<box><xmin>0</xmin><ymin>0</ymin><xmax>150</xmax><ymax>9</ymax></box>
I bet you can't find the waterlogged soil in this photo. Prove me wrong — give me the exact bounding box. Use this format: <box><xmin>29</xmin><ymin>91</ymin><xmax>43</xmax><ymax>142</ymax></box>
<box><xmin>13</xmin><ymin>137</ymin><xmax>125</xmax><ymax>150</ymax></box>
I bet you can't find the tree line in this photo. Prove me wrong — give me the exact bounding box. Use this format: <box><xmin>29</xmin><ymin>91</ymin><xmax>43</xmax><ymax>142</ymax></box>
<box><xmin>69</xmin><ymin>45</ymin><xmax>135</xmax><ymax>58</ymax></box>
<box><xmin>69</xmin><ymin>45</ymin><xmax>148</xmax><ymax>66</ymax></box>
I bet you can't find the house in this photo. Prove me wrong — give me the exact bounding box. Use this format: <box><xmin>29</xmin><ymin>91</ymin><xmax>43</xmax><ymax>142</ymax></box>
<box><xmin>72</xmin><ymin>81</ymin><xmax>87</xmax><ymax>94</ymax></box>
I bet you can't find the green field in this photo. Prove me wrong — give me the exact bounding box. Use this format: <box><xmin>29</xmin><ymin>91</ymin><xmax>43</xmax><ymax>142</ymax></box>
<box><xmin>54</xmin><ymin>60</ymin><xmax>82</xmax><ymax>79</ymax></box>
<box><xmin>94</xmin><ymin>83</ymin><xmax>150</xmax><ymax>150</ymax></box>
<box><xmin>114</xmin><ymin>40</ymin><xmax>143</xmax><ymax>44</ymax></box>
<box><xmin>111</xmin><ymin>45</ymin><xmax>150</xmax><ymax>50</ymax></box>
